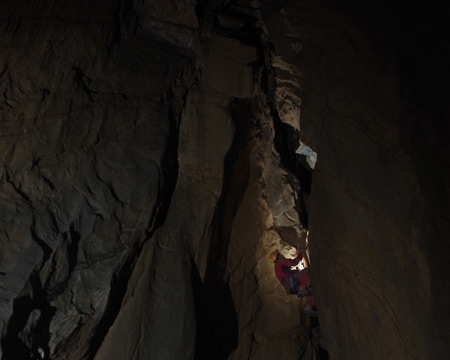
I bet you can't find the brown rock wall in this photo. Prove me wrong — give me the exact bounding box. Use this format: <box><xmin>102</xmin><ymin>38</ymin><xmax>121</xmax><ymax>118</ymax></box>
<box><xmin>0</xmin><ymin>1</ymin><xmax>449</xmax><ymax>359</ymax></box>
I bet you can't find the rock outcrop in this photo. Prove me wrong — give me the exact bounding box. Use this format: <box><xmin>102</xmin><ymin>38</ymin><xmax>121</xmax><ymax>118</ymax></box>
<box><xmin>0</xmin><ymin>0</ymin><xmax>449</xmax><ymax>359</ymax></box>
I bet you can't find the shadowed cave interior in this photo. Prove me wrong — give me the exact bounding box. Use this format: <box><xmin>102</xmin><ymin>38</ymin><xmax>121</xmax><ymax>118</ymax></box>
<box><xmin>0</xmin><ymin>0</ymin><xmax>449</xmax><ymax>359</ymax></box>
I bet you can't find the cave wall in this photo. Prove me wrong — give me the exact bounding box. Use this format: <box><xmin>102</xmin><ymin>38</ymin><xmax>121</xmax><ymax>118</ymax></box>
<box><xmin>1</xmin><ymin>0</ymin><xmax>449</xmax><ymax>359</ymax></box>
<box><xmin>279</xmin><ymin>3</ymin><xmax>450</xmax><ymax>359</ymax></box>
<box><xmin>0</xmin><ymin>2</ymin><xmax>196</xmax><ymax>358</ymax></box>
<box><xmin>1</xmin><ymin>9</ymin><xmax>191</xmax><ymax>358</ymax></box>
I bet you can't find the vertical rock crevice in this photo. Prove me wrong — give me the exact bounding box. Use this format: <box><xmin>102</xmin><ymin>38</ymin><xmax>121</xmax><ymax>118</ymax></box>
<box><xmin>192</xmin><ymin>2</ymin><xmax>314</xmax><ymax>358</ymax></box>
<box><xmin>195</xmin><ymin>97</ymin><xmax>253</xmax><ymax>359</ymax></box>
<box><xmin>259</xmin><ymin>33</ymin><xmax>312</xmax><ymax>231</ymax></box>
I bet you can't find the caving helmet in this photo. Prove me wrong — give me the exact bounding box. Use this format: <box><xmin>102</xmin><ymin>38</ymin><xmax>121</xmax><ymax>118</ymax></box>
<box><xmin>269</xmin><ymin>250</ymin><xmax>279</xmax><ymax>263</ymax></box>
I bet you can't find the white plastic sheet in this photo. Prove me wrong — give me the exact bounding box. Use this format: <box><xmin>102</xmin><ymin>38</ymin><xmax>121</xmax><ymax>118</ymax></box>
<box><xmin>295</xmin><ymin>141</ymin><xmax>317</xmax><ymax>169</ymax></box>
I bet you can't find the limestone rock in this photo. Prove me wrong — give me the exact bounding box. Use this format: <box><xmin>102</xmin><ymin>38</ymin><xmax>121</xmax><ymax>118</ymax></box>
<box><xmin>0</xmin><ymin>1</ymin><xmax>449</xmax><ymax>360</ymax></box>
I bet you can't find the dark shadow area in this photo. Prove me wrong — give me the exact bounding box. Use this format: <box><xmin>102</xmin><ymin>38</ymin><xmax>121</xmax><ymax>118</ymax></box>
<box><xmin>2</xmin><ymin>270</ymin><xmax>57</xmax><ymax>360</ymax></box>
<box><xmin>193</xmin><ymin>263</ymin><xmax>238</xmax><ymax>360</ymax></box>
<box><xmin>1</xmin><ymin>296</ymin><xmax>34</xmax><ymax>359</ymax></box>
<box><xmin>325</xmin><ymin>0</ymin><xmax>450</xmax><ymax>152</ymax></box>
<box><xmin>318</xmin><ymin>344</ymin><xmax>330</xmax><ymax>359</ymax></box>
<box><xmin>194</xmin><ymin>98</ymin><xmax>253</xmax><ymax>359</ymax></box>
<box><xmin>67</xmin><ymin>226</ymin><xmax>81</xmax><ymax>280</ymax></box>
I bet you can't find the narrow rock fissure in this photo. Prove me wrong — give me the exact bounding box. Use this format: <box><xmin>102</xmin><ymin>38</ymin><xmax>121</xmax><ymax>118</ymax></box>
<box><xmin>82</xmin><ymin>244</ymin><xmax>143</xmax><ymax>359</ymax></box>
<box><xmin>4</xmin><ymin>171</ymin><xmax>32</xmax><ymax>204</ymax></box>
<box><xmin>66</xmin><ymin>225</ymin><xmax>81</xmax><ymax>280</ymax></box>
<box><xmin>259</xmin><ymin>38</ymin><xmax>312</xmax><ymax>228</ymax></box>
<box><xmin>194</xmin><ymin>2</ymin><xmax>315</xmax><ymax>357</ymax></box>
<box><xmin>30</xmin><ymin>227</ymin><xmax>53</xmax><ymax>267</ymax></box>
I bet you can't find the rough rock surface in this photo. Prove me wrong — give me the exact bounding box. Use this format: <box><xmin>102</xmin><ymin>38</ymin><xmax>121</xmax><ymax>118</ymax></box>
<box><xmin>0</xmin><ymin>0</ymin><xmax>449</xmax><ymax>360</ymax></box>
<box><xmin>271</xmin><ymin>3</ymin><xmax>450</xmax><ymax>359</ymax></box>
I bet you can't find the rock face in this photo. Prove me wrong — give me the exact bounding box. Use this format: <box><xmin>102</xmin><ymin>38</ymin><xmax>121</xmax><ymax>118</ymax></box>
<box><xmin>283</xmin><ymin>3</ymin><xmax>450</xmax><ymax>359</ymax></box>
<box><xmin>0</xmin><ymin>0</ymin><xmax>449</xmax><ymax>359</ymax></box>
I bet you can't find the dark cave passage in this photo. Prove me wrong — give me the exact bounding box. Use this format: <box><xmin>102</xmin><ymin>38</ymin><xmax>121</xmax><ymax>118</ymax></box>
<box><xmin>0</xmin><ymin>1</ymin><xmax>449</xmax><ymax>360</ymax></box>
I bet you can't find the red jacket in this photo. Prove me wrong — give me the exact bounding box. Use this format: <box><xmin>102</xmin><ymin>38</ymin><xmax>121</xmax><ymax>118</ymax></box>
<box><xmin>274</xmin><ymin>253</ymin><xmax>303</xmax><ymax>286</ymax></box>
